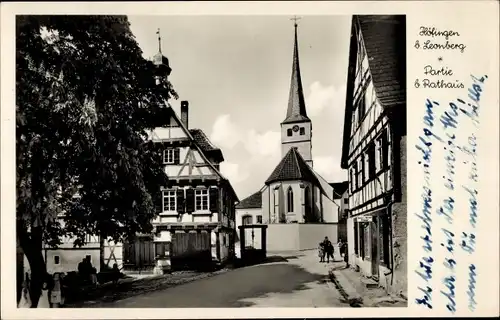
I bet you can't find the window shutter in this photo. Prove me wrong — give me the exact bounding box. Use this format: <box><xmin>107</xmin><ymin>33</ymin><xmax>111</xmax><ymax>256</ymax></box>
<box><xmin>173</xmin><ymin>148</ymin><xmax>180</xmax><ymax>164</ymax></box>
<box><xmin>156</xmin><ymin>191</ymin><xmax>163</xmax><ymax>213</ymax></box>
<box><xmin>209</xmin><ymin>187</ymin><xmax>219</xmax><ymax>213</ymax></box>
<box><xmin>185</xmin><ymin>188</ymin><xmax>195</xmax><ymax>213</ymax></box>
<box><xmin>176</xmin><ymin>189</ymin><xmax>185</xmax><ymax>213</ymax></box>
<box><xmin>382</xmin><ymin>131</ymin><xmax>389</xmax><ymax>168</ymax></box>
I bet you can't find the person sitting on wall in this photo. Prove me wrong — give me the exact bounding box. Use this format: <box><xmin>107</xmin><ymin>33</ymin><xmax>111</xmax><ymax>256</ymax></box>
<box><xmin>77</xmin><ymin>258</ymin><xmax>87</xmax><ymax>284</ymax></box>
<box><xmin>111</xmin><ymin>263</ymin><xmax>121</xmax><ymax>286</ymax></box>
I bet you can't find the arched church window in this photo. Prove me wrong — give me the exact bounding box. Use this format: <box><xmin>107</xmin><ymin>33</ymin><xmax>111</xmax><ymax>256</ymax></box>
<box><xmin>287</xmin><ymin>128</ymin><xmax>293</xmax><ymax>136</ymax></box>
<box><xmin>299</xmin><ymin>127</ymin><xmax>305</xmax><ymax>135</ymax></box>
<box><xmin>287</xmin><ymin>187</ymin><xmax>294</xmax><ymax>212</ymax></box>
<box><xmin>304</xmin><ymin>186</ymin><xmax>311</xmax><ymax>220</ymax></box>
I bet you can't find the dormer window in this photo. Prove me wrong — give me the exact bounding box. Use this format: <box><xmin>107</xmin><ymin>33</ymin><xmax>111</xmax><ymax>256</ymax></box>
<box><xmin>287</xmin><ymin>128</ymin><xmax>293</xmax><ymax>136</ymax></box>
<box><xmin>299</xmin><ymin>127</ymin><xmax>305</xmax><ymax>135</ymax></box>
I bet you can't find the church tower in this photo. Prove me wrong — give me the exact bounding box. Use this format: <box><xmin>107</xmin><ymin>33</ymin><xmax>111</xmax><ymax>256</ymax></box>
<box><xmin>281</xmin><ymin>18</ymin><xmax>313</xmax><ymax>168</ymax></box>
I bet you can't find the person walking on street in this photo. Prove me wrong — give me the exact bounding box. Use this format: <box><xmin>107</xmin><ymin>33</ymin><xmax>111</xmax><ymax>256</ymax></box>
<box><xmin>322</xmin><ymin>237</ymin><xmax>334</xmax><ymax>263</ymax></box>
<box><xmin>338</xmin><ymin>239</ymin><xmax>345</xmax><ymax>258</ymax></box>
<box><xmin>318</xmin><ymin>242</ymin><xmax>325</xmax><ymax>263</ymax></box>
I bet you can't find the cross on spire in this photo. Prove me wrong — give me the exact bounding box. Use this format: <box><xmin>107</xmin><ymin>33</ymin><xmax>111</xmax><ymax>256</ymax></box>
<box><xmin>156</xmin><ymin>28</ymin><xmax>162</xmax><ymax>53</ymax></box>
<box><xmin>290</xmin><ymin>15</ymin><xmax>301</xmax><ymax>27</ymax></box>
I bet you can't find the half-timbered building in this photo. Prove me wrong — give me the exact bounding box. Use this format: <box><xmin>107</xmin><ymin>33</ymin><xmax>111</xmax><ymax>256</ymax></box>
<box><xmin>139</xmin><ymin>101</ymin><xmax>239</xmax><ymax>274</ymax></box>
<box><xmin>341</xmin><ymin>15</ymin><xmax>407</xmax><ymax>296</ymax></box>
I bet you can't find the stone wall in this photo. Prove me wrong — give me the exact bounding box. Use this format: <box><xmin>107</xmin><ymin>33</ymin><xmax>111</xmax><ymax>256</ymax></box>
<box><xmin>266</xmin><ymin>223</ymin><xmax>338</xmax><ymax>252</ymax></box>
<box><xmin>45</xmin><ymin>248</ymin><xmax>101</xmax><ymax>274</ymax></box>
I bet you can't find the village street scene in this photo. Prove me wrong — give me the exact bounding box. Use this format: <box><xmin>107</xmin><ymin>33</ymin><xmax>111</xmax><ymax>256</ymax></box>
<box><xmin>15</xmin><ymin>14</ymin><xmax>407</xmax><ymax>308</ymax></box>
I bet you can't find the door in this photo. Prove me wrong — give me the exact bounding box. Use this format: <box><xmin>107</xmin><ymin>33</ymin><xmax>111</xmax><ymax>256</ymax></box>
<box><xmin>123</xmin><ymin>236</ymin><xmax>155</xmax><ymax>271</ymax></box>
<box><xmin>171</xmin><ymin>231</ymin><xmax>211</xmax><ymax>269</ymax></box>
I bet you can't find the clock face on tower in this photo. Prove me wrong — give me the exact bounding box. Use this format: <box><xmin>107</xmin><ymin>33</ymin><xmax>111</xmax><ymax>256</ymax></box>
<box><xmin>292</xmin><ymin>125</ymin><xmax>299</xmax><ymax>132</ymax></box>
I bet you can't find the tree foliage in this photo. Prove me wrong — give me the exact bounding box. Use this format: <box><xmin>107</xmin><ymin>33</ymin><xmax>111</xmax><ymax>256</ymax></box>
<box><xmin>16</xmin><ymin>15</ymin><xmax>176</xmax><ymax>303</ymax></box>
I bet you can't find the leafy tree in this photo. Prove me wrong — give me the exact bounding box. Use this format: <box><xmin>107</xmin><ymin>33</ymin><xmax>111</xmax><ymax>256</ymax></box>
<box><xmin>16</xmin><ymin>15</ymin><xmax>176</xmax><ymax>307</ymax></box>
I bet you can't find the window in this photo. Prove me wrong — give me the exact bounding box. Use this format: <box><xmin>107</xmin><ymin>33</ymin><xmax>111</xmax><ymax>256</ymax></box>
<box><xmin>349</xmin><ymin>168</ymin><xmax>355</xmax><ymax>192</ymax></box>
<box><xmin>357</xmin><ymin>94</ymin><xmax>366</xmax><ymax>125</ymax></box>
<box><xmin>287</xmin><ymin>187</ymin><xmax>294</xmax><ymax>213</ymax></box>
<box><xmin>257</xmin><ymin>215</ymin><xmax>263</xmax><ymax>224</ymax></box>
<box><xmin>223</xmin><ymin>235</ymin><xmax>227</xmax><ymax>246</ymax></box>
<box><xmin>163</xmin><ymin>149</ymin><xmax>175</xmax><ymax>164</ymax></box>
<box><xmin>368</xmin><ymin>143</ymin><xmax>376</xmax><ymax>179</ymax></box>
<box><xmin>195</xmin><ymin>189</ymin><xmax>209</xmax><ymax>211</ymax></box>
<box><xmin>54</xmin><ymin>255</ymin><xmax>60</xmax><ymax>265</ymax></box>
<box><xmin>377</xmin><ymin>129</ymin><xmax>389</xmax><ymax>169</ymax></box>
<box><xmin>354</xmin><ymin>157</ymin><xmax>363</xmax><ymax>189</ymax></box>
<box><xmin>162</xmin><ymin>190</ymin><xmax>176</xmax><ymax>212</ymax></box>
<box><xmin>287</xmin><ymin>128</ymin><xmax>292</xmax><ymax>136</ymax></box>
<box><xmin>299</xmin><ymin>127</ymin><xmax>305</xmax><ymax>135</ymax></box>
<box><xmin>344</xmin><ymin>198</ymin><xmax>349</xmax><ymax>205</ymax></box>
<box><xmin>361</xmin><ymin>153</ymin><xmax>366</xmax><ymax>183</ymax></box>
<box><xmin>353</xmin><ymin>162</ymin><xmax>359</xmax><ymax>190</ymax></box>
<box><xmin>242</xmin><ymin>215</ymin><xmax>252</xmax><ymax>225</ymax></box>
<box><xmin>155</xmin><ymin>242</ymin><xmax>169</xmax><ymax>257</ymax></box>
<box><xmin>376</xmin><ymin>137</ymin><xmax>383</xmax><ymax>172</ymax></box>
<box><xmin>85</xmin><ymin>234</ymin><xmax>98</xmax><ymax>243</ymax></box>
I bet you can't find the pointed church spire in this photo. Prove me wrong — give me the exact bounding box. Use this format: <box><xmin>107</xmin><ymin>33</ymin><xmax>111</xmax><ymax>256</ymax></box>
<box><xmin>283</xmin><ymin>17</ymin><xmax>310</xmax><ymax>124</ymax></box>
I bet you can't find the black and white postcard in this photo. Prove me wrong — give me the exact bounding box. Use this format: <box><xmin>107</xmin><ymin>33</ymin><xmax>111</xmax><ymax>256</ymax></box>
<box><xmin>1</xmin><ymin>1</ymin><xmax>499</xmax><ymax>319</ymax></box>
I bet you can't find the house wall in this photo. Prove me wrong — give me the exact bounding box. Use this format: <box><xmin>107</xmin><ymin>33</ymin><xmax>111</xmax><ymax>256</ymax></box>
<box><xmin>235</xmin><ymin>207</ymin><xmax>263</xmax><ymax>228</ymax></box>
<box><xmin>262</xmin><ymin>186</ymin><xmax>270</xmax><ymax>222</ymax></box>
<box><xmin>391</xmin><ymin>135</ymin><xmax>407</xmax><ymax>297</ymax></box>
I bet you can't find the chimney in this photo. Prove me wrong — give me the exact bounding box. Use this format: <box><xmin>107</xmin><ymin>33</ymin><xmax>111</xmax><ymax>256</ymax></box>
<box><xmin>181</xmin><ymin>101</ymin><xmax>189</xmax><ymax>128</ymax></box>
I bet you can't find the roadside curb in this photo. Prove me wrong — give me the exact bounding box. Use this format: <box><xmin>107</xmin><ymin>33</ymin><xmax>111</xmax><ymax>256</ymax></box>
<box><xmin>328</xmin><ymin>268</ymin><xmax>363</xmax><ymax>307</ymax></box>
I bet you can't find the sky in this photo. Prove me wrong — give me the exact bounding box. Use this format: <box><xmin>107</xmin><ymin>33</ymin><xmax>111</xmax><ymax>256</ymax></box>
<box><xmin>128</xmin><ymin>15</ymin><xmax>352</xmax><ymax>200</ymax></box>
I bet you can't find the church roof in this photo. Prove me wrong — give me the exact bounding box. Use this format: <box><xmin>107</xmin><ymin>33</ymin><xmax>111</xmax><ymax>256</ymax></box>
<box><xmin>265</xmin><ymin>147</ymin><xmax>320</xmax><ymax>185</ymax></box>
<box><xmin>329</xmin><ymin>181</ymin><xmax>349</xmax><ymax>199</ymax></box>
<box><xmin>236</xmin><ymin>191</ymin><xmax>262</xmax><ymax>209</ymax></box>
<box><xmin>282</xmin><ymin>23</ymin><xmax>310</xmax><ymax>125</ymax></box>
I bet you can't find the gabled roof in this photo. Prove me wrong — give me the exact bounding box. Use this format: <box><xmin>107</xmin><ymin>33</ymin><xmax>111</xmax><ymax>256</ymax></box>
<box><xmin>357</xmin><ymin>15</ymin><xmax>406</xmax><ymax>108</ymax></box>
<box><xmin>340</xmin><ymin>15</ymin><xmax>406</xmax><ymax>169</ymax></box>
<box><xmin>329</xmin><ymin>181</ymin><xmax>349</xmax><ymax>199</ymax></box>
<box><xmin>282</xmin><ymin>23</ymin><xmax>310</xmax><ymax>125</ymax></box>
<box><xmin>189</xmin><ymin>129</ymin><xmax>224</xmax><ymax>163</ymax></box>
<box><xmin>236</xmin><ymin>191</ymin><xmax>262</xmax><ymax>209</ymax></box>
<box><xmin>150</xmin><ymin>104</ymin><xmax>239</xmax><ymax>201</ymax></box>
<box><xmin>265</xmin><ymin>147</ymin><xmax>319</xmax><ymax>186</ymax></box>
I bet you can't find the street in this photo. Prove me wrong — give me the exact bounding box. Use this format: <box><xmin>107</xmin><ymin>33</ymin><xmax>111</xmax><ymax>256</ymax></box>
<box><xmin>86</xmin><ymin>251</ymin><xmax>347</xmax><ymax>308</ymax></box>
